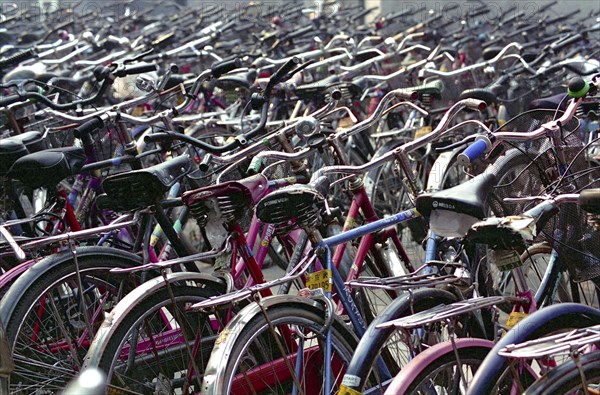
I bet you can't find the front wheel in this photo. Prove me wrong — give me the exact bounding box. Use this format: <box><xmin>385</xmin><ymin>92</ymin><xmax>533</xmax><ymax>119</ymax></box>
<box><xmin>202</xmin><ymin>297</ymin><xmax>358</xmax><ymax>394</ymax></box>
<box><xmin>0</xmin><ymin>249</ymin><xmax>143</xmax><ymax>393</ymax></box>
<box><xmin>86</xmin><ymin>275</ymin><xmax>225</xmax><ymax>394</ymax></box>
<box><xmin>525</xmin><ymin>350</ymin><xmax>600</xmax><ymax>395</ymax></box>
<box><xmin>385</xmin><ymin>339</ymin><xmax>494</xmax><ymax>395</ymax></box>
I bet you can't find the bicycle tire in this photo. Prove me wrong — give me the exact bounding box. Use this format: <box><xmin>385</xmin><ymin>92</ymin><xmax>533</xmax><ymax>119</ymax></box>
<box><xmin>525</xmin><ymin>350</ymin><xmax>600</xmax><ymax>395</ymax></box>
<box><xmin>85</xmin><ymin>272</ymin><xmax>226</xmax><ymax>394</ymax></box>
<box><xmin>201</xmin><ymin>296</ymin><xmax>358</xmax><ymax>394</ymax></box>
<box><xmin>467</xmin><ymin>303</ymin><xmax>600</xmax><ymax>395</ymax></box>
<box><xmin>341</xmin><ymin>288</ymin><xmax>458</xmax><ymax>393</ymax></box>
<box><xmin>385</xmin><ymin>338</ymin><xmax>494</xmax><ymax>394</ymax></box>
<box><xmin>0</xmin><ymin>247</ymin><xmax>143</xmax><ymax>393</ymax></box>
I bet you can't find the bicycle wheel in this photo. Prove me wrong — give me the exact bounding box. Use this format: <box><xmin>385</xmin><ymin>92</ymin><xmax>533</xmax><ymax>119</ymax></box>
<box><xmin>341</xmin><ymin>289</ymin><xmax>459</xmax><ymax>393</ymax></box>
<box><xmin>467</xmin><ymin>303</ymin><xmax>600</xmax><ymax>395</ymax></box>
<box><xmin>0</xmin><ymin>248</ymin><xmax>142</xmax><ymax>393</ymax></box>
<box><xmin>202</xmin><ymin>297</ymin><xmax>358</xmax><ymax>394</ymax></box>
<box><xmin>495</xmin><ymin>243</ymin><xmax>600</xmax><ymax>309</ymax></box>
<box><xmin>85</xmin><ymin>272</ymin><xmax>226</xmax><ymax>394</ymax></box>
<box><xmin>525</xmin><ymin>350</ymin><xmax>600</xmax><ymax>395</ymax></box>
<box><xmin>385</xmin><ymin>339</ymin><xmax>494</xmax><ymax>395</ymax></box>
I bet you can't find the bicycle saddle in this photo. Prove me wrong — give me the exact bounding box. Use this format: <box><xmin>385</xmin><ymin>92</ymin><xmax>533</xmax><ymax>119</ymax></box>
<box><xmin>255</xmin><ymin>176</ymin><xmax>330</xmax><ymax>227</ymax></box>
<box><xmin>8</xmin><ymin>146</ymin><xmax>86</xmax><ymax>189</ymax></box>
<box><xmin>0</xmin><ymin>131</ymin><xmax>46</xmax><ymax>176</ymax></box>
<box><xmin>416</xmin><ymin>172</ymin><xmax>497</xmax><ymax>237</ymax></box>
<box><xmin>459</xmin><ymin>88</ymin><xmax>497</xmax><ymax>105</ymax></box>
<box><xmin>182</xmin><ymin>173</ymin><xmax>269</xmax><ymax>207</ymax></box>
<box><xmin>102</xmin><ymin>155</ymin><xmax>192</xmax><ymax>211</ymax></box>
<box><xmin>528</xmin><ymin>93</ymin><xmax>568</xmax><ymax>111</ymax></box>
<box><xmin>216</xmin><ymin>69</ymin><xmax>257</xmax><ymax>90</ymax></box>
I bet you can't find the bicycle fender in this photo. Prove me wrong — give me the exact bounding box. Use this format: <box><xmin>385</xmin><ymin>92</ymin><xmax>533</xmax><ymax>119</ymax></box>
<box><xmin>467</xmin><ymin>303</ymin><xmax>600</xmax><ymax>395</ymax></box>
<box><xmin>0</xmin><ymin>246</ymin><xmax>142</xmax><ymax>326</ymax></box>
<box><xmin>386</xmin><ymin>338</ymin><xmax>495</xmax><ymax>394</ymax></box>
<box><xmin>202</xmin><ymin>295</ymin><xmax>352</xmax><ymax>395</ymax></box>
<box><xmin>84</xmin><ymin>271</ymin><xmax>225</xmax><ymax>368</ymax></box>
<box><xmin>342</xmin><ymin>288</ymin><xmax>457</xmax><ymax>391</ymax></box>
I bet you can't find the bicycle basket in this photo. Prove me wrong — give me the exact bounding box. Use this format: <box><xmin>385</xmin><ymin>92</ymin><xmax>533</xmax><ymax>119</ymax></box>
<box><xmin>487</xmin><ymin>109</ymin><xmax>600</xmax><ymax>282</ymax></box>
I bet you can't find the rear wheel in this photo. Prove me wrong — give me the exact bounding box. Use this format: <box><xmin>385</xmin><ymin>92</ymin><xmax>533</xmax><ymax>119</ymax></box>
<box><xmin>2</xmin><ymin>254</ymin><xmax>140</xmax><ymax>393</ymax></box>
<box><xmin>525</xmin><ymin>350</ymin><xmax>600</xmax><ymax>395</ymax></box>
<box><xmin>209</xmin><ymin>301</ymin><xmax>357</xmax><ymax>394</ymax></box>
<box><xmin>91</xmin><ymin>282</ymin><xmax>223</xmax><ymax>394</ymax></box>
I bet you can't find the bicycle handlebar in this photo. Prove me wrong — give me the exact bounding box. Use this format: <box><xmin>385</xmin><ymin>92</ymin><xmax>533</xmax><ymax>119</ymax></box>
<box><xmin>456</xmin><ymin>76</ymin><xmax>598</xmax><ymax>165</ymax></box>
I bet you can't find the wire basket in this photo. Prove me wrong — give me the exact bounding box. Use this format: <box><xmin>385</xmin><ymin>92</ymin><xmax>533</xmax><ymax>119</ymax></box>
<box><xmin>486</xmin><ymin>109</ymin><xmax>600</xmax><ymax>282</ymax></box>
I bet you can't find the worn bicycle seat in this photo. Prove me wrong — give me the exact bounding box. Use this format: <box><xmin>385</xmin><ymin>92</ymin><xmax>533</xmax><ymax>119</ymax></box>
<box><xmin>417</xmin><ymin>172</ymin><xmax>498</xmax><ymax>237</ymax></box>
<box><xmin>0</xmin><ymin>131</ymin><xmax>46</xmax><ymax>176</ymax></box>
<box><xmin>529</xmin><ymin>93</ymin><xmax>568</xmax><ymax>111</ymax></box>
<box><xmin>417</xmin><ymin>172</ymin><xmax>497</xmax><ymax>219</ymax></box>
<box><xmin>8</xmin><ymin>146</ymin><xmax>86</xmax><ymax>188</ymax></box>
<box><xmin>459</xmin><ymin>88</ymin><xmax>497</xmax><ymax>105</ymax></box>
<box><xmin>216</xmin><ymin>69</ymin><xmax>257</xmax><ymax>90</ymax></box>
<box><xmin>102</xmin><ymin>155</ymin><xmax>193</xmax><ymax>211</ymax></box>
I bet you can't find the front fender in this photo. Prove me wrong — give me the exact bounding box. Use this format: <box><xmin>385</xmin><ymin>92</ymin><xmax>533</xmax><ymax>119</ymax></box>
<box><xmin>202</xmin><ymin>295</ymin><xmax>347</xmax><ymax>394</ymax></box>
<box><xmin>85</xmin><ymin>271</ymin><xmax>226</xmax><ymax>368</ymax></box>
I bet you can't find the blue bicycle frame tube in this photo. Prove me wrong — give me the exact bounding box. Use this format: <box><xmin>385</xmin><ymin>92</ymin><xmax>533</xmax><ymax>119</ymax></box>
<box><xmin>323</xmin><ymin>208</ymin><xmax>419</xmax><ymax>248</ymax></box>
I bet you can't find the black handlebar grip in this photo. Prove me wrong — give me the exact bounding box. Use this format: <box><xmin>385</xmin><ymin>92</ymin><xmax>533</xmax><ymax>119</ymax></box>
<box><xmin>284</xmin><ymin>25</ymin><xmax>313</xmax><ymax>41</ymax></box>
<box><xmin>114</xmin><ymin>63</ymin><xmax>159</xmax><ymax>78</ymax></box>
<box><xmin>73</xmin><ymin>117</ymin><xmax>104</xmax><ymax>139</ymax></box>
<box><xmin>272</xmin><ymin>57</ymin><xmax>301</xmax><ymax>83</ymax></box>
<box><xmin>144</xmin><ymin>132</ymin><xmax>172</xmax><ymax>144</ymax></box>
<box><xmin>210</xmin><ymin>57</ymin><xmax>242</xmax><ymax>78</ymax></box>
<box><xmin>550</xmin><ymin>34</ymin><xmax>583</xmax><ymax>53</ymax></box>
<box><xmin>579</xmin><ymin>189</ymin><xmax>600</xmax><ymax>214</ymax></box>
<box><xmin>0</xmin><ymin>94</ymin><xmax>24</xmax><ymax>107</ymax></box>
<box><xmin>0</xmin><ymin>48</ymin><xmax>35</xmax><ymax>70</ymax></box>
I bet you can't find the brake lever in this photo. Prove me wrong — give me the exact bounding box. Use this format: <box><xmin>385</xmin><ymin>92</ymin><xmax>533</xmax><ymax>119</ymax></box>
<box><xmin>279</xmin><ymin>59</ymin><xmax>317</xmax><ymax>83</ymax></box>
<box><xmin>122</xmin><ymin>48</ymin><xmax>154</xmax><ymax>65</ymax></box>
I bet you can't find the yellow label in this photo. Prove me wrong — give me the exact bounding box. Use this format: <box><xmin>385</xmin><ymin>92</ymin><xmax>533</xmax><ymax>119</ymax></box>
<box><xmin>338</xmin><ymin>117</ymin><xmax>355</xmax><ymax>129</ymax></box>
<box><xmin>414</xmin><ymin>125</ymin><xmax>433</xmax><ymax>140</ymax></box>
<box><xmin>337</xmin><ymin>384</ymin><xmax>363</xmax><ymax>395</ymax></box>
<box><xmin>343</xmin><ymin>216</ymin><xmax>356</xmax><ymax>230</ymax></box>
<box><xmin>306</xmin><ymin>269</ymin><xmax>332</xmax><ymax>292</ymax></box>
<box><xmin>506</xmin><ymin>312</ymin><xmax>528</xmax><ymax>329</ymax></box>
<box><xmin>131</xmin><ymin>106</ymin><xmax>145</xmax><ymax>117</ymax></box>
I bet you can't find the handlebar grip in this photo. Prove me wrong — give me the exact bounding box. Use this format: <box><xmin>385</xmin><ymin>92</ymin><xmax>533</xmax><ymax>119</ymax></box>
<box><xmin>550</xmin><ymin>33</ymin><xmax>583</xmax><ymax>53</ymax></box>
<box><xmin>0</xmin><ymin>94</ymin><xmax>24</xmax><ymax>107</ymax></box>
<box><xmin>270</xmin><ymin>57</ymin><xmax>301</xmax><ymax>86</ymax></box>
<box><xmin>0</xmin><ymin>48</ymin><xmax>35</xmax><ymax>70</ymax></box>
<box><xmin>246</xmin><ymin>156</ymin><xmax>263</xmax><ymax>175</ymax></box>
<box><xmin>73</xmin><ymin>117</ymin><xmax>104</xmax><ymax>139</ymax></box>
<box><xmin>210</xmin><ymin>57</ymin><xmax>242</xmax><ymax>78</ymax></box>
<box><xmin>456</xmin><ymin>137</ymin><xmax>491</xmax><ymax>165</ymax></box>
<box><xmin>114</xmin><ymin>63</ymin><xmax>159</xmax><ymax>78</ymax></box>
<box><xmin>578</xmin><ymin>189</ymin><xmax>600</xmax><ymax>214</ymax></box>
<box><xmin>144</xmin><ymin>132</ymin><xmax>172</xmax><ymax>144</ymax></box>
